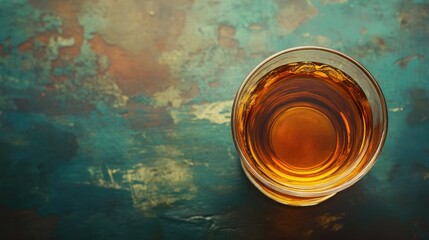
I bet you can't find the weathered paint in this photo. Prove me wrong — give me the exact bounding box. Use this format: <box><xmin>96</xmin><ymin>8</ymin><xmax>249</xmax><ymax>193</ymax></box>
<box><xmin>1</xmin><ymin>0</ymin><xmax>429</xmax><ymax>239</ymax></box>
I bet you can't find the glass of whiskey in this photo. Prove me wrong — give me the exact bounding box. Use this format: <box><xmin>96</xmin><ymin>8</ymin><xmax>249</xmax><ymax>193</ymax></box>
<box><xmin>231</xmin><ymin>46</ymin><xmax>388</xmax><ymax>206</ymax></box>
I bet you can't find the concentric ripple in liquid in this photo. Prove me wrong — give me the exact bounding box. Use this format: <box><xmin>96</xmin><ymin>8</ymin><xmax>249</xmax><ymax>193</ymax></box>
<box><xmin>238</xmin><ymin>62</ymin><xmax>373</xmax><ymax>187</ymax></box>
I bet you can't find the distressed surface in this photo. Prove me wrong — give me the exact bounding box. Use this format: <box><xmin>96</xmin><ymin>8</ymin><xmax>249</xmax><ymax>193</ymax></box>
<box><xmin>0</xmin><ymin>0</ymin><xmax>429</xmax><ymax>239</ymax></box>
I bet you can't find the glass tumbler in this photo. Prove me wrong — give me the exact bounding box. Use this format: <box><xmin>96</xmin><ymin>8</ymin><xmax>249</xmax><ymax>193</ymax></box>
<box><xmin>231</xmin><ymin>46</ymin><xmax>388</xmax><ymax>206</ymax></box>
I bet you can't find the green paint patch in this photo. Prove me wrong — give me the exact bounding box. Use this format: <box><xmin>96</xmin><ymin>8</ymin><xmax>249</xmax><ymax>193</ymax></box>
<box><xmin>407</xmin><ymin>88</ymin><xmax>429</xmax><ymax>125</ymax></box>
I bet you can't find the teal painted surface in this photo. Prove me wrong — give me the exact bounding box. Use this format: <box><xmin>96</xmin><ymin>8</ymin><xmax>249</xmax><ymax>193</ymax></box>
<box><xmin>0</xmin><ymin>0</ymin><xmax>428</xmax><ymax>239</ymax></box>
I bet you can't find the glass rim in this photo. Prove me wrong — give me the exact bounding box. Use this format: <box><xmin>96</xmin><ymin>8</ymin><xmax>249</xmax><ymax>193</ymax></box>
<box><xmin>231</xmin><ymin>46</ymin><xmax>388</xmax><ymax>197</ymax></box>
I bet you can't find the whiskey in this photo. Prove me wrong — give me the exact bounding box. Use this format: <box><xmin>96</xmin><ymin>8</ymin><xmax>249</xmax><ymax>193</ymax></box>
<box><xmin>235</xmin><ymin>61</ymin><xmax>375</xmax><ymax>204</ymax></box>
<box><xmin>232</xmin><ymin>47</ymin><xmax>387</xmax><ymax>206</ymax></box>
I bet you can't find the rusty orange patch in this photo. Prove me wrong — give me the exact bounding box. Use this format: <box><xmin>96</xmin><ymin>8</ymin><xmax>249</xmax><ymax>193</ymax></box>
<box><xmin>372</xmin><ymin>36</ymin><xmax>387</xmax><ymax>51</ymax></box>
<box><xmin>396</xmin><ymin>55</ymin><xmax>418</xmax><ymax>68</ymax></box>
<box><xmin>53</xmin><ymin>1</ymin><xmax>84</xmax><ymax>57</ymax></box>
<box><xmin>208</xmin><ymin>80</ymin><xmax>221</xmax><ymax>88</ymax></box>
<box><xmin>181</xmin><ymin>81</ymin><xmax>201</xmax><ymax>100</ymax></box>
<box><xmin>25</xmin><ymin>0</ymin><xmax>84</xmax><ymax>58</ymax></box>
<box><xmin>218</xmin><ymin>24</ymin><xmax>238</xmax><ymax>49</ymax></box>
<box><xmin>95</xmin><ymin>0</ymin><xmax>194</xmax><ymax>53</ymax></box>
<box><xmin>89</xmin><ymin>34</ymin><xmax>172</xmax><ymax>96</ymax></box>
<box><xmin>275</xmin><ymin>0</ymin><xmax>318</xmax><ymax>34</ymax></box>
<box><xmin>18</xmin><ymin>32</ymin><xmax>51</xmax><ymax>53</ymax></box>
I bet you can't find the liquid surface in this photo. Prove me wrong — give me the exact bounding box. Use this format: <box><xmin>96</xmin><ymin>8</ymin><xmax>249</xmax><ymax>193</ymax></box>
<box><xmin>237</xmin><ymin>62</ymin><xmax>373</xmax><ymax>187</ymax></box>
<box><xmin>270</xmin><ymin>106</ymin><xmax>336</xmax><ymax>169</ymax></box>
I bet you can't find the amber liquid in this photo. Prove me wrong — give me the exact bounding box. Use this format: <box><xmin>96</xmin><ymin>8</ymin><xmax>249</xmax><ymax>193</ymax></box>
<box><xmin>238</xmin><ymin>62</ymin><xmax>373</xmax><ymax>190</ymax></box>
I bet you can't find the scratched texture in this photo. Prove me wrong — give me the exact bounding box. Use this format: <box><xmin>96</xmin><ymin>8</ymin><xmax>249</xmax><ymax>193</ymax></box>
<box><xmin>0</xmin><ymin>0</ymin><xmax>428</xmax><ymax>239</ymax></box>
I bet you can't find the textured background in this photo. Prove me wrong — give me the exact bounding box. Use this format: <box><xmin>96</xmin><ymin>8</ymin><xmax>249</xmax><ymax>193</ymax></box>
<box><xmin>0</xmin><ymin>0</ymin><xmax>428</xmax><ymax>239</ymax></box>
